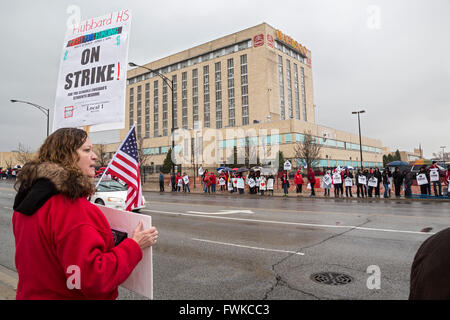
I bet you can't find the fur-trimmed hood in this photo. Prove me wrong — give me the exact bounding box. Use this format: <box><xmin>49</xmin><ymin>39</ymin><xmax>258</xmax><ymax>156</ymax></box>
<box><xmin>13</xmin><ymin>162</ymin><xmax>95</xmax><ymax>216</ymax></box>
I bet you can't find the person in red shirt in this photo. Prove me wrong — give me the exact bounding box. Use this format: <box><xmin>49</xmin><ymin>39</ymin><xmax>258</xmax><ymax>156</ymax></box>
<box><xmin>12</xmin><ymin>128</ymin><xmax>158</xmax><ymax>300</ymax></box>
<box><xmin>209</xmin><ymin>172</ymin><xmax>217</xmax><ymax>193</ymax></box>
<box><xmin>294</xmin><ymin>169</ymin><xmax>303</xmax><ymax>194</ymax></box>
<box><xmin>307</xmin><ymin>168</ymin><xmax>316</xmax><ymax>197</ymax></box>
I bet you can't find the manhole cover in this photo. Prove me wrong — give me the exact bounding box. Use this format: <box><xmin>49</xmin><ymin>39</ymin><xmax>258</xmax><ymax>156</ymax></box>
<box><xmin>310</xmin><ymin>272</ymin><xmax>354</xmax><ymax>285</ymax></box>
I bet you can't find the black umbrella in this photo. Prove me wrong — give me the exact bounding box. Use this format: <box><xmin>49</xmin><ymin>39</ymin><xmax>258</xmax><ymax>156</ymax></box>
<box><xmin>236</xmin><ymin>167</ymin><xmax>249</xmax><ymax>173</ymax></box>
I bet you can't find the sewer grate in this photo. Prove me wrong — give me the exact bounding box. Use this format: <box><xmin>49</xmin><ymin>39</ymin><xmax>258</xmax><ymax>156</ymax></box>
<box><xmin>310</xmin><ymin>272</ymin><xmax>354</xmax><ymax>285</ymax></box>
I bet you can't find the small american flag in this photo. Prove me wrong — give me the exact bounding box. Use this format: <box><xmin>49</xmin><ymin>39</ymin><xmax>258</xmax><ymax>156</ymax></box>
<box><xmin>106</xmin><ymin>124</ymin><xmax>143</xmax><ymax>211</ymax></box>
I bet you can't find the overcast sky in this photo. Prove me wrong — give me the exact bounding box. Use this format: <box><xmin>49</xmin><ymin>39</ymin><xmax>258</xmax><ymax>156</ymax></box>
<box><xmin>1</xmin><ymin>0</ymin><xmax>449</xmax><ymax>158</ymax></box>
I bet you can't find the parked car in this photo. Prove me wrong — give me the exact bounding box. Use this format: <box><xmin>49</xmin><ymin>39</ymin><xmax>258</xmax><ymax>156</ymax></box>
<box><xmin>90</xmin><ymin>179</ymin><xmax>146</xmax><ymax>212</ymax></box>
<box><xmin>410</xmin><ymin>164</ymin><xmax>445</xmax><ymax>175</ymax></box>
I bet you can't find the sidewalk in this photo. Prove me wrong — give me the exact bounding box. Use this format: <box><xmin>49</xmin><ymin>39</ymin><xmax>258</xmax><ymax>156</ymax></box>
<box><xmin>142</xmin><ymin>184</ymin><xmax>450</xmax><ymax>202</ymax></box>
<box><xmin>0</xmin><ymin>265</ymin><xmax>17</xmax><ymax>300</ymax></box>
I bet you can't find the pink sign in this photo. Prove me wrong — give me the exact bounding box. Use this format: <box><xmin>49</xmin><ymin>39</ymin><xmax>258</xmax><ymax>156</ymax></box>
<box><xmin>254</xmin><ymin>34</ymin><xmax>264</xmax><ymax>47</ymax></box>
<box><xmin>267</xmin><ymin>34</ymin><xmax>274</xmax><ymax>48</ymax></box>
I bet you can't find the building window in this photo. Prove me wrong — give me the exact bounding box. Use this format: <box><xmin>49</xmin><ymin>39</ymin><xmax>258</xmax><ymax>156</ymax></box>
<box><xmin>162</xmin><ymin>81</ymin><xmax>168</xmax><ymax>136</ymax></box>
<box><xmin>203</xmin><ymin>65</ymin><xmax>210</xmax><ymax>128</ymax></box>
<box><xmin>137</xmin><ymin>85</ymin><xmax>142</xmax><ymax>139</ymax></box>
<box><xmin>182</xmin><ymin>72</ymin><xmax>188</xmax><ymax>129</ymax></box>
<box><xmin>215</xmin><ymin>62</ymin><xmax>222</xmax><ymax>129</ymax></box>
<box><xmin>286</xmin><ymin>59</ymin><xmax>293</xmax><ymax>119</ymax></box>
<box><xmin>300</xmin><ymin>66</ymin><xmax>307</xmax><ymax>121</ymax></box>
<box><xmin>278</xmin><ymin>55</ymin><xmax>285</xmax><ymax>120</ymax></box>
<box><xmin>145</xmin><ymin>83</ymin><xmax>150</xmax><ymax>138</ymax></box>
<box><xmin>285</xmin><ymin>133</ymin><xmax>292</xmax><ymax>143</ymax></box>
<box><xmin>129</xmin><ymin>87</ymin><xmax>134</xmax><ymax>129</ymax></box>
<box><xmin>153</xmin><ymin>80</ymin><xmax>159</xmax><ymax>137</ymax></box>
<box><xmin>227</xmin><ymin>58</ymin><xmax>235</xmax><ymax>127</ymax></box>
<box><xmin>172</xmin><ymin>75</ymin><xmax>177</xmax><ymax>130</ymax></box>
<box><xmin>293</xmin><ymin>63</ymin><xmax>300</xmax><ymax>120</ymax></box>
<box><xmin>192</xmin><ymin>69</ymin><xmax>199</xmax><ymax>128</ymax></box>
<box><xmin>240</xmin><ymin>54</ymin><xmax>249</xmax><ymax>126</ymax></box>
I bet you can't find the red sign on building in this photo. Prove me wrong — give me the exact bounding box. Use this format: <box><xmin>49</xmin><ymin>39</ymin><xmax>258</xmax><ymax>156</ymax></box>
<box><xmin>267</xmin><ymin>34</ymin><xmax>274</xmax><ymax>48</ymax></box>
<box><xmin>253</xmin><ymin>34</ymin><xmax>264</xmax><ymax>48</ymax></box>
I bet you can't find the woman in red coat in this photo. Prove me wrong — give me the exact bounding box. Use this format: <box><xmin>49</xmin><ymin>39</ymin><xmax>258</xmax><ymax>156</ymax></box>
<box><xmin>294</xmin><ymin>169</ymin><xmax>303</xmax><ymax>194</ymax></box>
<box><xmin>12</xmin><ymin>128</ymin><xmax>158</xmax><ymax>300</ymax></box>
<box><xmin>307</xmin><ymin>168</ymin><xmax>316</xmax><ymax>197</ymax></box>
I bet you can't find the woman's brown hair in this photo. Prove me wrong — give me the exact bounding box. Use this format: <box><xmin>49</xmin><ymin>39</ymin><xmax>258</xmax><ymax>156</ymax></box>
<box><xmin>15</xmin><ymin>128</ymin><xmax>94</xmax><ymax>196</ymax></box>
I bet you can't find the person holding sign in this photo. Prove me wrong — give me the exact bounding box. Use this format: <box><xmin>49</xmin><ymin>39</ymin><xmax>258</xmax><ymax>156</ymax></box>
<box><xmin>183</xmin><ymin>172</ymin><xmax>190</xmax><ymax>193</ymax></box>
<box><xmin>237</xmin><ymin>174</ymin><xmax>245</xmax><ymax>194</ymax></box>
<box><xmin>429</xmin><ymin>161</ymin><xmax>442</xmax><ymax>197</ymax></box>
<box><xmin>281</xmin><ymin>171</ymin><xmax>290</xmax><ymax>197</ymax></box>
<box><xmin>259</xmin><ymin>175</ymin><xmax>266</xmax><ymax>196</ymax></box>
<box><xmin>446</xmin><ymin>165</ymin><xmax>450</xmax><ymax>194</ymax></box>
<box><xmin>332</xmin><ymin>169</ymin><xmax>343</xmax><ymax>198</ymax></box>
<box><xmin>12</xmin><ymin>128</ymin><xmax>158</xmax><ymax>300</ymax></box>
<box><xmin>267</xmin><ymin>175</ymin><xmax>275</xmax><ymax>196</ymax></box>
<box><xmin>322</xmin><ymin>170</ymin><xmax>332</xmax><ymax>197</ymax></box>
<box><xmin>416</xmin><ymin>167</ymin><xmax>429</xmax><ymax>195</ymax></box>
<box><xmin>343</xmin><ymin>168</ymin><xmax>353</xmax><ymax>198</ymax></box>
<box><xmin>393</xmin><ymin>167</ymin><xmax>404</xmax><ymax>198</ymax></box>
<box><xmin>356</xmin><ymin>169</ymin><xmax>366</xmax><ymax>198</ymax></box>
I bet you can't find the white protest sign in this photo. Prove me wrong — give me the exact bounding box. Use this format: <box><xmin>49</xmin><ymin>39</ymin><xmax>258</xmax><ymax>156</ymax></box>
<box><xmin>228</xmin><ymin>181</ymin><xmax>233</xmax><ymax>191</ymax></box>
<box><xmin>54</xmin><ymin>10</ymin><xmax>131</xmax><ymax>130</ymax></box>
<box><xmin>284</xmin><ymin>160</ymin><xmax>292</xmax><ymax>171</ymax></box>
<box><xmin>183</xmin><ymin>176</ymin><xmax>189</xmax><ymax>184</ymax></box>
<box><xmin>237</xmin><ymin>178</ymin><xmax>245</xmax><ymax>189</ymax></box>
<box><xmin>344</xmin><ymin>177</ymin><xmax>353</xmax><ymax>187</ymax></box>
<box><xmin>232</xmin><ymin>178</ymin><xmax>238</xmax><ymax>187</ymax></box>
<box><xmin>430</xmin><ymin>169</ymin><xmax>439</xmax><ymax>182</ymax></box>
<box><xmin>416</xmin><ymin>174</ymin><xmax>428</xmax><ymax>185</ymax></box>
<box><xmin>322</xmin><ymin>174</ymin><xmax>332</xmax><ymax>186</ymax></box>
<box><xmin>198</xmin><ymin>167</ymin><xmax>204</xmax><ymax>176</ymax></box>
<box><xmin>358</xmin><ymin>175</ymin><xmax>367</xmax><ymax>185</ymax></box>
<box><xmin>260</xmin><ymin>179</ymin><xmax>266</xmax><ymax>191</ymax></box>
<box><xmin>267</xmin><ymin>178</ymin><xmax>274</xmax><ymax>190</ymax></box>
<box><xmin>333</xmin><ymin>173</ymin><xmax>342</xmax><ymax>184</ymax></box>
<box><xmin>97</xmin><ymin>205</ymin><xmax>152</xmax><ymax>299</ymax></box>
<box><xmin>219</xmin><ymin>178</ymin><xmax>225</xmax><ymax>186</ymax></box>
<box><xmin>248</xmin><ymin>178</ymin><xmax>256</xmax><ymax>188</ymax></box>
<box><xmin>368</xmin><ymin>177</ymin><xmax>378</xmax><ymax>187</ymax></box>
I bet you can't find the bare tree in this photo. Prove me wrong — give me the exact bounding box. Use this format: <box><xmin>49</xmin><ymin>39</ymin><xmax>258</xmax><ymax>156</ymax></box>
<box><xmin>293</xmin><ymin>131</ymin><xmax>322</xmax><ymax>169</ymax></box>
<box><xmin>137</xmin><ymin>137</ymin><xmax>153</xmax><ymax>183</ymax></box>
<box><xmin>15</xmin><ymin>143</ymin><xmax>35</xmax><ymax>165</ymax></box>
<box><xmin>94</xmin><ymin>144</ymin><xmax>110</xmax><ymax>167</ymax></box>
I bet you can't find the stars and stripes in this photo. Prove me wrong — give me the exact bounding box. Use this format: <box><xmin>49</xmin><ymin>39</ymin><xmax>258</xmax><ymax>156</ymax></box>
<box><xmin>106</xmin><ymin>125</ymin><xmax>143</xmax><ymax>211</ymax></box>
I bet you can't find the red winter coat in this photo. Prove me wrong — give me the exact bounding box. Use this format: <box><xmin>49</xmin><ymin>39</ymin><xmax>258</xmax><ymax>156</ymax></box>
<box><xmin>294</xmin><ymin>170</ymin><xmax>303</xmax><ymax>185</ymax></box>
<box><xmin>12</xmin><ymin>163</ymin><xmax>142</xmax><ymax>300</ymax></box>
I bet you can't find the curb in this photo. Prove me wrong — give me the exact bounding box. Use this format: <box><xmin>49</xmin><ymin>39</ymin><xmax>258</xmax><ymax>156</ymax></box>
<box><xmin>0</xmin><ymin>265</ymin><xmax>18</xmax><ymax>300</ymax></box>
<box><xmin>142</xmin><ymin>187</ymin><xmax>450</xmax><ymax>202</ymax></box>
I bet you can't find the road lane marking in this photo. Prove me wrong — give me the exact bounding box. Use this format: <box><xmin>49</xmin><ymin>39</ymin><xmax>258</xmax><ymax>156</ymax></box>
<box><xmin>192</xmin><ymin>238</ymin><xmax>305</xmax><ymax>256</ymax></box>
<box><xmin>142</xmin><ymin>209</ymin><xmax>436</xmax><ymax>236</ymax></box>
<box><xmin>187</xmin><ymin>210</ymin><xmax>254</xmax><ymax>215</ymax></box>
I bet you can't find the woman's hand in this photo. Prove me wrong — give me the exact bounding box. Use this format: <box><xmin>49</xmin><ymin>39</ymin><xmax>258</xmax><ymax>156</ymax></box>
<box><xmin>131</xmin><ymin>221</ymin><xmax>158</xmax><ymax>250</ymax></box>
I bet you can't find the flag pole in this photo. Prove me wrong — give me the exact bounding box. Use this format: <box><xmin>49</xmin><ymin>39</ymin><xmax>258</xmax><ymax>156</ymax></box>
<box><xmin>95</xmin><ymin>123</ymin><xmax>136</xmax><ymax>189</ymax></box>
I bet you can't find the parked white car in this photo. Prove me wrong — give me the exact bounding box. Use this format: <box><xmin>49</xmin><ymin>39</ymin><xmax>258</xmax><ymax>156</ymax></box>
<box><xmin>90</xmin><ymin>179</ymin><xmax>146</xmax><ymax>212</ymax></box>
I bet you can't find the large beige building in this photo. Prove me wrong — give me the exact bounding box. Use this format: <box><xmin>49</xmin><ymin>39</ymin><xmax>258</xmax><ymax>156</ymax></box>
<box><xmin>104</xmin><ymin>23</ymin><xmax>383</xmax><ymax>171</ymax></box>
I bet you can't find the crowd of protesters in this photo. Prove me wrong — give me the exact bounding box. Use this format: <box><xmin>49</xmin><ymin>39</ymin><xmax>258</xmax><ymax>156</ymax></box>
<box><xmin>156</xmin><ymin>161</ymin><xmax>450</xmax><ymax>199</ymax></box>
<box><xmin>0</xmin><ymin>167</ymin><xmax>20</xmax><ymax>180</ymax></box>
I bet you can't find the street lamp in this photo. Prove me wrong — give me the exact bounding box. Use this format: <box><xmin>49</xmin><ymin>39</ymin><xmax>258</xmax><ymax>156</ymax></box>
<box><xmin>10</xmin><ymin>99</ymin><xmax>50</xmax><ymax>137</ymax></box>
<box><xmin>352</xmin><ymin>110</ymin><xmax>365</xmax><ymax>169</ymax></box>
<box><xmin>441</xmin><ymin>146</ymin><xmax>446</xmax><ymax>162</ymax></box>
<box><xmin>129</xmin><ymin>62</ymin><xmax>176</xmax><ymax>173</ymax></box>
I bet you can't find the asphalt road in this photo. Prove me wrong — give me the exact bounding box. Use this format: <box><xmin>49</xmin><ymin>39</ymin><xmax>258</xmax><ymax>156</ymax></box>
<box><xmin>0</xmin><ymin>181</ymin><xmax>449</xmax><ymax>300</ymax></box>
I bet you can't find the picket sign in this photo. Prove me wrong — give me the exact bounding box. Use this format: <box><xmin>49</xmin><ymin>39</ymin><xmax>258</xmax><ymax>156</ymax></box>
<box><xmin>260</xmin><ymin>180</ymin><xmax>266</xmax><ymax>191</ymax></box>
<box><xmin>322</xmin><ymin>174</ymin><xmax>332</xmax><ymax>186</ymax></box>
<box><xmin>228</xmin><ymin>182</ymin><xmax>233</xmax><ymax>191</ymax></box>
<box><xmin>237</xmin><ymin>178</ymin><xmax>245</xmax><ymax>189</ymax></box>
<box><xmin>183</xmin><ymin>176</ymin><xmax>189</xmax><ymax>184</ymax></box>
<box><xmin>248</xmin><ymin>178</ymin><xmax>256</xmax><ymax>188</ymax></box>
<box><xmin>333</xmin><ymin>173</ymin><xmax>342</xmax><ymax>184</ymax></box>
<box><xmin>344</xmin><ymin>177</ymin><xmax>353</xmax><ymax>187</ymax></box>
<box><xmin>430</xmin><ymin>169</ymin><xmax>439</xmax><ymax>182</ymax></box>
<box><xmin>416</xmin><ymin>174</ymin><xmax>428</xmax><ymax>186</ymax></box>
<box><xmin>219</xmin><ymin>178</ymin><xmax>225</xmax><ymax>186</ymax></box>
<box><xmin>267</xmin><ymin>179</ymin><xmax>274</xmax><ymax>190</ymax></box>
<box><xmin>358</xmin><ymin>176</ymin><xmax>367</xmax><ymax>185</ymax></box>
<box><xmin>368</xmin><ymin>177</ymin><xmax>378</xmax><ymax>187</ymax></box>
